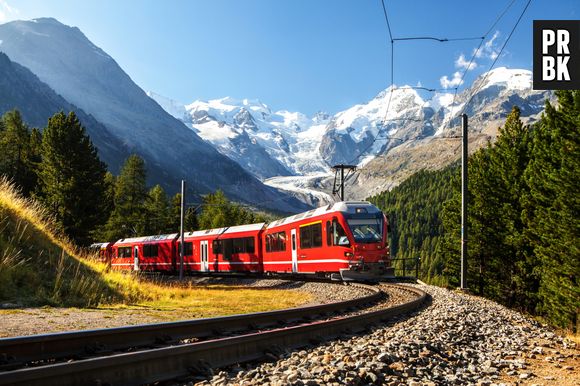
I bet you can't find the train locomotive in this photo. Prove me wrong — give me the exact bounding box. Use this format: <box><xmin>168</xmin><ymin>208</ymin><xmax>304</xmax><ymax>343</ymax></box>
<box><xmin>91</xmin><ymin>201</ymin><xmax>393</xmax><ymax>281</ymax></box>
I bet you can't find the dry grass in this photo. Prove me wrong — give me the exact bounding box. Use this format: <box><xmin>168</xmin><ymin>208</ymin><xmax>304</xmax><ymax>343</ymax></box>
<box><xmin>0</xmin><ymin>178</ymin><xmax>311</xmax><ymax>312</ymax></box>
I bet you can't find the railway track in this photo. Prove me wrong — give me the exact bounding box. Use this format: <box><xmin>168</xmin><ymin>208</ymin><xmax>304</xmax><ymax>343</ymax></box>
<box><xmin>0</xmin><ymin>283</ymin><xmax>427</xmax><ymax>386</ymax></box>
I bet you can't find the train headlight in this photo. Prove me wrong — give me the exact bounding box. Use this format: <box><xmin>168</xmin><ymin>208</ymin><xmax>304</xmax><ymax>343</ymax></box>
<box><xmin>344</xmin><ymin>252</ymin><xmax>354</xmax><ymax>258</ymax></box>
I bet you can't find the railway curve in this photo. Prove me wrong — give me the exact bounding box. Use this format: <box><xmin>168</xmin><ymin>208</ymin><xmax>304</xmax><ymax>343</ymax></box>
<box><xmin>0</xmin><ymin>283</ymin><xmax>427</xmax><ymax>386</ymax></box>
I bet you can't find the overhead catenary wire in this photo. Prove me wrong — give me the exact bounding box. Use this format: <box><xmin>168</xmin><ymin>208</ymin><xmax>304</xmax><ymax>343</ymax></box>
<box><xmin>458</xmin><ymin>0</ymin><xmax>533</xmax><ymax>118</ymax></box>
<box><xmin>441</xmin><ymin>0</ymin><xmax>520</xmax><ymax>134</ymax></box>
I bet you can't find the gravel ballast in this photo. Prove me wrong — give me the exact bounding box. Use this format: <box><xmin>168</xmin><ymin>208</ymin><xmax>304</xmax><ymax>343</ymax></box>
<box><xmin>194</xmin><ymin>283</ymin><xmax>578</xmax><ymax>386</ymax></box>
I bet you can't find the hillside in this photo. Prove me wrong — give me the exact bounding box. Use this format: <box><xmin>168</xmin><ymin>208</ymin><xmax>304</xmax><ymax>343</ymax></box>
<box><xmin>0</xmin><ymin>178</ymin><xmax>141</xmax><ymax>306</ymax></box>
<box><xmin>0</xmin><ymin>177</ymin><xmax>315</xmax><ymax>315</ymax></box>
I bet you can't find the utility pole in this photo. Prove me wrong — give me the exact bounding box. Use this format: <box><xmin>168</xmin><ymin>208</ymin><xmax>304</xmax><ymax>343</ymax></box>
<box><xmin>461</xmin><ymin>114</ymin><xmax>468</xmax><ymax>290</ymax></box>
<box><xmin>331</xmin><ymin>164</ymin><xmax>357</xmax><ymax>201</ymax></box>
<box><xmin>179</xmin><ymin>180</ymin><xmax>185</xmax><ymax>280</ymax></box>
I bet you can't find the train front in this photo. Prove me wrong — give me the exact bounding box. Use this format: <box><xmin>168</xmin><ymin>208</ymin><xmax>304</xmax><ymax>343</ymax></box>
<box><xmin>335</xmin><ymin>202</ymin><xmax>394</xmax><ymax>281</ymax></box>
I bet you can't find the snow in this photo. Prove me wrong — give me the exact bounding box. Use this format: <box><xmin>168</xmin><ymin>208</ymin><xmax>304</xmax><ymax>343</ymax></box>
<box><xmin>264</xmin><ymin>175</ymin><xmax>334</xmax><ymax>205</ymax></box>
<box><xmin>481</xmin><ymin>67</ymin><xmax>532</xmax><ymax>91</ymax></box>
<box><xmin>427</xmin><ymin>92</ymin><xmax>454</xmax><ymax>111</ymax></box>
<box><xmin>147</xmin><ymin>94</ymin><xmax>332</xmax><ymax>176</ymax></box>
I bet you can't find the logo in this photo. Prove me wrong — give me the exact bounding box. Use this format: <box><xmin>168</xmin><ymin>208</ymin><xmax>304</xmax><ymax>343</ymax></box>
<box><xmin>533</xmin><ymin>20</ymin><xmax>580</xmax><ymax>90</ymax></box>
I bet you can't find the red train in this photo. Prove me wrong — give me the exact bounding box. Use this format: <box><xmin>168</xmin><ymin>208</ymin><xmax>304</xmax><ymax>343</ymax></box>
<box><xmin>91</xmin><ymin>201</ymin><xmax>393</xmax><ymax>281</ymax></box>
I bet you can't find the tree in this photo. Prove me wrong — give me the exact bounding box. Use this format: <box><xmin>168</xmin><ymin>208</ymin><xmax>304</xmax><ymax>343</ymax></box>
<box><xmin>102</xmin><ymin>154</ymin><xmax>148</xmax><ymax>240</ymax></box>
<box><xmin>524</xmin><ymin>90</ymin><xmax>579</xmax><ymax>331</ymax></box>
<box><xmin>0</xmin><ymin>110</ymin><xmax>37</xmax><ymax>195</ymax></box>
<box><xmin>197</xmin><ymin>190</ymin><xmax>264</xmax><ymax>230</ymax></box>
<box><xmin>144</xmin><ymin>184</ymin><xmax>171</xmax><ymax>235</ymax></box>
<box><xmin>36</xmin><ymin>111</ymin><xmax>108</xmax><ymax>245</ymax></box>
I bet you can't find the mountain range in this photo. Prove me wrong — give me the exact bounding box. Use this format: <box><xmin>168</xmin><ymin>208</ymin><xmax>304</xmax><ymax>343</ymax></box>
<box><xmin>0</xmin><ymin>17</ymin><xmax>553</xmax><ymax>210</ymax></box>
<box><xmin>148</xmin><ymin>68</ymin><xmax>553</xmax><ymax>203</ymax></box>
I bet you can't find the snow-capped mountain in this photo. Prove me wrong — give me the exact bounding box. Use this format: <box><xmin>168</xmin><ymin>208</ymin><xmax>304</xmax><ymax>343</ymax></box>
<box><xmin>151</xmin><ymin>67</ymin><xmax>552</xmax><ymax>203</ymax></box>
<box><xmin>349</xmin><ymin>67</ymin><xmax>553</xmax><ymax>199</ymax></box>
<box><xmin>152</xmin><ymin>95</ymin><xmax>332</xmax><ymax>179</ymax></box>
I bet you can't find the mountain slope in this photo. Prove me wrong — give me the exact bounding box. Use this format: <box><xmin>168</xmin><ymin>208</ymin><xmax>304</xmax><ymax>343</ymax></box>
<box><xmin>0</xmin><ymin>52</ymin><xmax>129</xmax><ymax>174</ymax></box>
<box><xmin>0</xmin><ymin>18</ymin><xmax>308</xmax><ymax>212</ymax></box>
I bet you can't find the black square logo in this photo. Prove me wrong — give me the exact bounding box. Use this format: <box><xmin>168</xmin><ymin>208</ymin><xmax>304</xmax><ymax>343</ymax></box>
<box><xmin>533</xmin><ymin>20</ymin><xmax>580</xmax><ymax>90</ymax></box>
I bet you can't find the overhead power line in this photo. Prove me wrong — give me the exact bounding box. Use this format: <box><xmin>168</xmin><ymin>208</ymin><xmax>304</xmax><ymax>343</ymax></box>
<box><xmin>459</xmin><ymin>0</ymin><xmax>533</xmax><ymax>117</ymax></box>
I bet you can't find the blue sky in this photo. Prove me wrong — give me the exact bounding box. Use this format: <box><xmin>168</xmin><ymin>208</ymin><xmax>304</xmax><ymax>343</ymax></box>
<box><xmin>1</xmin><ymin>0</ymin><xmax>577</xmax><ymax>115</ymax></box>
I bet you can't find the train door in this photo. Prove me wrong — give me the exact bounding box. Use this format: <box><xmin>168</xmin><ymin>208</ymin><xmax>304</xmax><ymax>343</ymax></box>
<box><xmin>133</xmin><ymin>245</ymin><xmax>139</xmax><ymax>271</ymax></box>
<box><xmin>291</xmin><ymin>229</ymin><xmax>298</xmax><ymax>273</ymax></box>
<box><xmin>200</xmin><ymin>240</ymin><xmax>209</xmax><ymax>272</ymax></box>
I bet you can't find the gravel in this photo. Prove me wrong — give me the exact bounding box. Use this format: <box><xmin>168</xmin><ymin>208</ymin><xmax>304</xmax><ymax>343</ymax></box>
<box><xmin>191</xmin><ymin>283</ymin><xmax>577</xmax><ymax>386</ymax></box>
<box><xmin>177</xmin><ymin>277</ymin><xmax>373</xmax><ymax>304</ymax></box>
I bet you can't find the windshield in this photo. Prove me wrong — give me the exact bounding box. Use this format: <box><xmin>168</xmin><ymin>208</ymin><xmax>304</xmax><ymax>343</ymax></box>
<box><xmin>347</xmin><ymin>218</ymin><xmax>383</xmax><ymax>243</ymax></box>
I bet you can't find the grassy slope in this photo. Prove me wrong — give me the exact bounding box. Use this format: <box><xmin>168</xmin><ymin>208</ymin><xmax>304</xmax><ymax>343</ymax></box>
<box><xmin>0</xmin><ymin>178</ymin><xmax>310</xmax><ymax>312</ymax></box>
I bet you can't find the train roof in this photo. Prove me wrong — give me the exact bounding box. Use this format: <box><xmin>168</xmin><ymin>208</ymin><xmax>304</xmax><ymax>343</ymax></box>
<box><xmin>184</xmin><ymin>223</ymin><xmax>266</xmax><ymax>239</ymax></box>
<box><xmin>116</xmin><ymin>233</ymin><xmax>179</xmax><ymax>244</ymax></box>
<box><xmin>266</xmin><ymin>201</ymin><xmax>380</xmax><ymax>230</ymax></box>
<box><xmin>89</xmin><ymin>242</ymin><xmax>110</xmax><ymax>249</ymax></box>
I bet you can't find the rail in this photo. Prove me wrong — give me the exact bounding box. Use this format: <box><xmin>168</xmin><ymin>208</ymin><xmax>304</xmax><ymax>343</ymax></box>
<box><xmin>0</xmin><ymin>284</ymin><xmax>427</xmax><ymax>386</ymax></box>
<box><xmin>0</xmin><ymin>283</ymin><xmax>379</xmax><ymax>365</ymax></box>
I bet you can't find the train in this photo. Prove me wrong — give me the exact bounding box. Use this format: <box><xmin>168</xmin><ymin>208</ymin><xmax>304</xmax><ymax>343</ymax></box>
<box><xmin>90</xmin><ymin>201</ymin><xmax>394</xmax><ymax>281</ymax></box>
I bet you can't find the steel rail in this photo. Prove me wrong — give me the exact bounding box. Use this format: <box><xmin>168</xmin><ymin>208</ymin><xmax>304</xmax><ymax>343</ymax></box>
<box><xmin>0</xmin><ymin>283</ymin><xmax>379</xmax><ymax>365</ymax></box>
<box><xmin>0</xmin><ymin>285</ymin><xmax>427</xmax><ymax>386</ymax></box>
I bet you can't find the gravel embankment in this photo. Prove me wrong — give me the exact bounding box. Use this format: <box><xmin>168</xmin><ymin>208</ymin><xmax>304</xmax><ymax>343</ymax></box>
<box><xmin>194</xmin><ymin>284</ymin><xmax>578</xmax><ymax>386</ymax></box>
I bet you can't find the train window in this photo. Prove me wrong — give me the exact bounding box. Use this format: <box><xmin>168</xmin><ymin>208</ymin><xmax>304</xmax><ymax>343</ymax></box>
<box><xmin>300</xmin><ymin>222</ymin><xmax>322</xmax><ymax>249</ymax></box>
<box><xmin>223</xmin><ymin>239</ymin><xmax>233</xmax><ymax>260</ymax></box>
<box><xmin>265</xmin><ymin>232</ymin><xmax>285</xmax><ymax>252</ymax></box>
<box><xmin>177</xmin><ymin>242</ymin><xmax>193</xmax><ymax>256</ymax></box>
<box><xmin>118</xmin><ymin>247</ymin><xmax>132</xmax><ymax>258</ymax></box>
<box><xmin>246</xmin><ymin>237</ymin><xmax>255</xmax><ymax>253</ymax></box>
<box><xmin>143</xmin><ymin>244</ymin><xmax>158</xmax><ymax>258</ymax></box>
<box><xmin>233</xmin><ymin>238</ymin><xmax>244</xmax><ymax>253</ymax></box>
<box><xmin>212</xmin><ymin>240</ymin><xmax>222</xmax><ymax>254</ymax></box>
<box><xmin>327</xmin><ymin>219</ymin><xmax>350</xmax><ymax>247</ymax></box>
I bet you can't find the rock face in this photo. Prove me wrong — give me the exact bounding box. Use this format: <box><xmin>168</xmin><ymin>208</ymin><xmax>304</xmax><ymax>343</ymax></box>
<box><xmin>0</xmin><ymin>18</ymin><xmax>309</xmax><ymax>212</ymax></box>
<box><xmin>195</xmin><ymin>284</ymin><xmax>574</xmax><ymax>385</ymax></box>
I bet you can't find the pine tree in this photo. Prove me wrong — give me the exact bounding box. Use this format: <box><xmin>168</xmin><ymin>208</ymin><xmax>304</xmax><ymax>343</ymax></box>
<box><xmin>184</xmin><ymin>207</ymin><xmax>199</xmax><ymax>232</ymax></box>
<box><xmin>102</xmin><ymin>154</ymin><xmax>148</xmax><ymax>240</ymax></box>
<box><xmin>524</xmin><ymin>90</ymin><xmax>579</xmax><ymax>331</ymax></box>
<box><xmin>144</xmin><ymin>184</ymin><xmax>171</xmax><ymax>235</ymax></box>
<box><xmin>36</xmin><ymin>111</ymin><xmax>108</xmax><ymax>245</ymax></box>
<box><xmin>0</xmin><ymin>110</ymin><xmax>37</xmax><ymax>195</ymax></box>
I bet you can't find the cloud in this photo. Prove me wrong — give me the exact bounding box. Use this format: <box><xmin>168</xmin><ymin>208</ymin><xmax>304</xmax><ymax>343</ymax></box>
<box><xmin>440</xmin><ymin>71</ymin><xmax>463</xmax><ymax>89</ymax></box>
<box><xmin>0</xmin><ymin>0</ymin><xmax>19</xmax><ymax>24</ymax></box>
<box><xmin>439</xmin><ymin>31</ymin><xmax>503</xmax><ymax>89</ymax></box>
<box><xmin>455</xmin><ymin>54</ymin><xmax>477</xmax><ymax>70</ymax></box>
<box><xmin>475</xmin><ymin>31</ymin><xmax>501</xmax><ymax>60</ymax></box>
